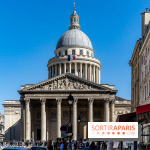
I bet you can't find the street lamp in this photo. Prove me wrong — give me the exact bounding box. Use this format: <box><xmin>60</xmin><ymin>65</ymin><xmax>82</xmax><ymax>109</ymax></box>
<box><xmin>68</xmin><ymin>93</ymin><xmax>73</xmax><ymax>122</ymax></box>
<box><xmin>67</xmin><ymin>93</ymin><xmax>73</xmax><ymax>150</ymax></box>
<box><xmin>77</xmin><ymin>115</ymin><xmax>81</xmax><ymax>140</ymax></box>
<box><xmin>78</xmin><ymin>115</ymin><xmax>81</xmax><ymax>123</ymax></box>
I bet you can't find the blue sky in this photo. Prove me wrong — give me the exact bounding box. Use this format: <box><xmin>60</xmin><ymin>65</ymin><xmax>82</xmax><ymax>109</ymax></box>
<box><xmin>0</xmin><ymin>0</ymin><xmax>150</xmax><ymax>114</ymax></box>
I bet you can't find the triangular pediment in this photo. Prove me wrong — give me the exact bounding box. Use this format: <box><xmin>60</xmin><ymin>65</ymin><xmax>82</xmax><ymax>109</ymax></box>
<box><xmin>21</xmin><ymin>73</ymin><xmax>116</xmax><ymax>92</ymax></box>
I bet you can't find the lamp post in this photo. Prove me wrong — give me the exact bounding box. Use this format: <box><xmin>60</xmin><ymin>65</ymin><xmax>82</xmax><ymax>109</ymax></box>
<box><xmin>77</xmin><ymin>115</ymin><xmax>81</xmax><ymax>139</ymax></box>
<box><xmin>68</xmin><ymin>93</ymin><xmax>73</xmax><ymax>150</ymax></box>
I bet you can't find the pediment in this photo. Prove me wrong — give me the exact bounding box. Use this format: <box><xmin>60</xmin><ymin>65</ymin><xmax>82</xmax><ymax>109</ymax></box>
<box><xmin>22</xmin><ymin>73</ymin><xmax>114</xmax><ymax>92</ymax></box>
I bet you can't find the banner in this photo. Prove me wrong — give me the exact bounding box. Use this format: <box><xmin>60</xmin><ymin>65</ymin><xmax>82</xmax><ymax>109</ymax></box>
<box><xmin>88</xmin><ymin>122</ymin><xmax>138</xmax><ymax>139</ymax></box>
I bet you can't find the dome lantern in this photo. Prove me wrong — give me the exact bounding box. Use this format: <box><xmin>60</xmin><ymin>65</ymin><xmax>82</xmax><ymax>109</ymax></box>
<box><xmin>69</xmin><ymin>3</ymin><xmax>80</xmax><ymax>29</ymax></box>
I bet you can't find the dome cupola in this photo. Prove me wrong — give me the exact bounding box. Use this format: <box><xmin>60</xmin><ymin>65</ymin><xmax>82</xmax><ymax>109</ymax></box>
<box><xmin>69</xmin><ymin>3</ymin><xmax>80</xmax><ymax>29</ymax></box>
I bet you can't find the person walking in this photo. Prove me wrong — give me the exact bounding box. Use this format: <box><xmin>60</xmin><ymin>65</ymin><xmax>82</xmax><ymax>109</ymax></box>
<box><xmin>47</xmin><ymin>140</ymin><xmax>53</xmax><ymax>150</ymax></box>
<box><xmin>106</xmin><ymin>141</ymin><xmax>113</xmax><ymax>150</ymax></box>
<box><xmin>90</xmin><ymin>142</ymin><xmax>95</xmax><ymax>150</ymax></box>
<box><xmin>85</xmin><ymin>142</ymin><xmax>90</xmax><ymax>150</ymax></box>
<box><xmin>147</xmin><ymin>141</ymin><xmax>150</xmax><ymax>150</ymax></box>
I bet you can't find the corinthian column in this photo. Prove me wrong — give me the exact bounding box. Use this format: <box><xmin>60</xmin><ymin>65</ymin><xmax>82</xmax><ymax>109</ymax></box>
<box><xmin>89</xmin><ymin>64</ymin><xmax>92</xmax><ymax>81</ymax></box>
<box><xmin>59</xmin><ymin>63</ymin><xmax>61</xmax><ymax>75</ymax></box>
<box><xmin>110</xmin><ymin>99</ymin><xmax>115</xmax><ymax>122</ymax></box>
<box><xmin>104</xmin><ymin>99</ymin><xmax>109</xmax><ymax>122</ymax></box>
<box><xmin>85</xmin><ymin>63</ymin><xmax>87</xmax><ymax>80</ymax></box>
<box><xmin>88</xmin><ymin>98</ymin><xmax>94</xmax><ymax>122</ymax></box>
<box><xmin>25</xmin><ymin>98</ymin><xmax>31</xmax><ymax>140</ymax></box>
<box><xmin>93</xmin><ymin>65</ymin><xmax>95</xmax><ymax>82</ymax></box>
<box><xmin>80</xmin><ymin>63</ymin><xmax>82</xmax><ymax>78</ymax></box>
<box><xmin>73</xmin><ymin>98</ymin><xmax>78</xmax><ymax>140</ymax></box>
<box><xmin>69</xmin><ymin>63</ymin><xmax>71</xmax><ymax>73</ymax></box>
<box><xmin>75</xmin><ymin>63</ymin><xmax>77</xmax><ymax>76</ymax></box>
<box><xmin>56</xmin><ymin>98</ymin><xmax>62</xmax><ymax>138</ymax></box>
<box><xmin>40</xmin><ymin>98</ymin><xmax>46</xmax><ymax>141</ymax></box>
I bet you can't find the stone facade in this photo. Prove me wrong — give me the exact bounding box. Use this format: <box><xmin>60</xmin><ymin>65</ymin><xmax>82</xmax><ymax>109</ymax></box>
<box><xmin>3</xmin><ymin>101</ymin><xmax>21</xmax><ymax>141</ymax></box>
<box><xmin>0</xmin><ymin>112</ymin><xmax>4</xmax><ymax>141</ymax></box>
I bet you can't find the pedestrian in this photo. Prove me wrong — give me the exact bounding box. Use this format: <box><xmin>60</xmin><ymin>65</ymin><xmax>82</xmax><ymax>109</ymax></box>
<box><xmin>147</xmin><ymin>141</ymin><xmax>150</xmax><ymax>150</ymax></box>
<box><xmin>106</xmin><ymin>141</ymin><xmax>113</xmax><ymax>150</ymax></box>
<box><xmin>90</xmin><ymin>142</ymin><xmax>95</xmax><ymax>150</ymax></box>
<box><xmin>85</xmin><ymin>142</ymin><xmax>90</xmax><ymax>150</ymax></box>
<box><xmin>78</xmin><ymin>139</ymin><xmax>85</xmax><ymax>150</ymax></box>
<box><xmin>47</xmin><ymin>140</ymin><xmax>53</xmax><ymax>150</ymax></box>
<box><xmin>57</xmin><ymin>138</ymin><xmax>61</xmax><ymax>150</ymax></box>
<box><xmin>60</xmin><ymin>139</ymin><xmax>64</xmax><ymax>150</ymax></box>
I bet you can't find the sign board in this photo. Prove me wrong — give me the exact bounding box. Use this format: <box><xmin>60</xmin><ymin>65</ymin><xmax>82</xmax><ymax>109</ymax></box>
<box><xmin>61</xmin><ymin>131</ymin><xmax>67</xmax><ymax>138</ymax></box>
<box><xmin>88</xmin><ymin>122</ymin><xmax>138</xmax><ymax>139</ymax></box>
<box><xmin>67</xmin><ymin>133</ymin><xmax>73</xmax><ymax>137</ymax></box>
<box><xmin>60</xmin><ymin>125</ymin><xmax>68</xmax><ymax>132</ymax></box>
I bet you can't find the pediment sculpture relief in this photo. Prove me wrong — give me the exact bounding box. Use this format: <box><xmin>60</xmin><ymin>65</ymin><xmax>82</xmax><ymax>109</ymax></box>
<box><xmin>27</xmin><ymin>77</ymin><xmax>98</xmax><ymax>91</ymax></box>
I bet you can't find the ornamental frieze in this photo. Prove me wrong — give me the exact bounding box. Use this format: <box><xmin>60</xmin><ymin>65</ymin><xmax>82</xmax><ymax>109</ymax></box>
<box><xmin>26</xmin><ymin>78</ymin><xmax>97</xmax><ymax>91</ymax></box>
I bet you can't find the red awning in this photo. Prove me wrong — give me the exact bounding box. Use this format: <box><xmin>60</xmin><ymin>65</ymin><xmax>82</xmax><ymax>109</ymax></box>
<box><xmin>136</xmin><ymin>103</ymin><xmax>150</xmax><ymax>115</ymax></box>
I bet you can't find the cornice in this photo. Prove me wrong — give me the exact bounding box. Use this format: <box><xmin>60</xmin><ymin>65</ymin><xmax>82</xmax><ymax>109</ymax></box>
<box><xmin>47</xmin><ymin>56</ymin><xmax>101</xmax><ymax>67</ymax></box>
<box><xmin>54</xmin><ymin>45</ymin><xmax>95</xmax><ymax>53</ymax></box>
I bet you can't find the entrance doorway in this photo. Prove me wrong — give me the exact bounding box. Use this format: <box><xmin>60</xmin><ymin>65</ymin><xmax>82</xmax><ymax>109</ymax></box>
<box><xmin>37</xmin><ymin>129</ymin><xmax>41</xmax><ymax>140</ymax></box>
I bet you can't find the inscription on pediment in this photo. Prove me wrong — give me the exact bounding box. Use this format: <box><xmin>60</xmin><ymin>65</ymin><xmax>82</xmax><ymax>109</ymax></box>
<box><xmin>27</xmin><ymin>77</ymin><xmax>98</xmax><ymax>91</ymax></box>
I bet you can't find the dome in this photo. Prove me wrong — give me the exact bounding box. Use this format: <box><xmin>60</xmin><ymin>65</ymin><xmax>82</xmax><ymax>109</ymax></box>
<box><xmin>56</xmin><ymin>29</ymin><xmax>93</xmax><ymax>49</ymax></box>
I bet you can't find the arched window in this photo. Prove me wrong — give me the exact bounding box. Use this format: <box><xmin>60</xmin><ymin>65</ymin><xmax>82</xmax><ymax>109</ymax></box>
<box><xmin>65</xmin><ymin>50</ymin><xmax>67</xmax><ymax>55</ymax></box>
<box><xmin>59</xmin><ymin>51</ymin><xmax>61</xmax><ymax>56</ymax></box>
<box><xmin>80</xmin><ymin>50</ymin><xmax>83</xmax><ymax>55</ymax></box>
<box><xmin>72</xmin><ymin>50</ymin><xmax>75</xmax><ymax>55</ymax></box>
<box><xmin>74</xmin><ymin>18</ymin><xmax>76</xmax><ymax>22</ymax></box>
<box><xmin>87</xmin><ymin>51</ymin><xmax>89</xmax><ymax>56</ymax></box>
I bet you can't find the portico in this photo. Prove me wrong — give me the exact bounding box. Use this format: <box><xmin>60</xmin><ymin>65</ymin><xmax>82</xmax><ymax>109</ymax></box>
<box><xmin>19</xmin><ymin>73</ymin><xmax>117</xmax><ymax>141</ymax></box>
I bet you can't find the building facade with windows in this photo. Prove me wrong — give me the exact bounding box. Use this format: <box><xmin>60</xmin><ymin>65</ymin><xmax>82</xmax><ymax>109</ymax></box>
<box><xmin>3</xmin><ymin>7</ymin><xmax>131</xmax><ymax>142</ymax></box>
<box><xmin>130</xmin><ymin>8</ymin><xmax>150</xmax><ymax>144</ymax></box>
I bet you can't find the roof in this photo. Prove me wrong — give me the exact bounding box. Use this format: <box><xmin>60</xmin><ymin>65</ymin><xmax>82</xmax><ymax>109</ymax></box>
<box><xmin>56</xmin><ymin>29</ymin><xmax>93</xmax><ymax>49</ymax></box>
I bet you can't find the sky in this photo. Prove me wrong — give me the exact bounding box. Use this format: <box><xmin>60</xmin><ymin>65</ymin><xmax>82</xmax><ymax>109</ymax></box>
<box><xmin>0</xmin><ymin>0</ymin><xmax>150</xmax><ymax>114</ymax></box>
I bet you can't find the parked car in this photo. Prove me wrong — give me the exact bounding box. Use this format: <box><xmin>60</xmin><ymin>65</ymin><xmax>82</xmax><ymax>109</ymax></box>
<box><xmin>3</xmin><ymin>147</ymin><xmax>30</xmax><ymax>150</ymax></box>
<box><xmin>31</xmin><ymin>146</ymin><xmax>47</xmax><ymax>150</ymax></box>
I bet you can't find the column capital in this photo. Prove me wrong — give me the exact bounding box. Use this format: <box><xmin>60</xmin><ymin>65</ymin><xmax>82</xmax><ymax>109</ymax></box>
<box><xmin>110</xmin><ymin>99</ymin><xmax>115</xmax><ymax>104</ymax></box>
<box><xmin>40</xmin><ymin>98</ymin><xmax>46</xmax><ymax>104</ymax></box>
<box><xmin>104</xmin><ymin>98</ymin><xmax>109</xmax><ymax>103</ymax></box>
<box><xmin>24</xmin><ymin>98</ymin><xmax>30</xmax><ymax>103</ymax></box>
<box><xmin>56</xmin><ymin>98</ymin><xmax>62</xmax><ymax>103</ymax></box>
<box><xmin>88</xmin><ymin>98</ymin><xmax>94</xmax><ymax>104</ymax></box>
<box><xmin>73</xmin><ymin>98</ymin><xmax>78</xmax><ymax>103</ymax></box>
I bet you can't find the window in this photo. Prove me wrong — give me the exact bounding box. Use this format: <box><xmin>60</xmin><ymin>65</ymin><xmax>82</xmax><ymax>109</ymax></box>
<box><xmin>87</xmin><ymin>51</ymin><xmax>89</xmax><ymax>56</ymax></box>
<box><xmin>74</xmin><ymin>18</ymin><xmax>76</xmax><ymax>22</ymax></box>
<box><xmin>71</xmin><ymin>69</ymin><xmax>75</xmax><ymax>74</ymax></box>
<box><xmin>59</xmin><ymin>52</ymin><xmax>61</xmax><ymax>56</ymax></box>
<box><xmin>80</xmin><ymin>50</ymin><xmax>83</xmax><ymax>55</ymax></box>
<box><xmin>65</xmin><ymin>50</ymin><xmax>67</xmax><ymax>55</ymax></box>
<box><xmin>72</xmin><ymin>50</ymin><xmax>75</xmax><ymax>55</ymax></box>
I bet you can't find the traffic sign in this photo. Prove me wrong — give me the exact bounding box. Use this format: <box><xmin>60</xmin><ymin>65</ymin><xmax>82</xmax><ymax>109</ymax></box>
<box><xmin>67</xmin><ymin>133</ymin><xmax>73</xmax><ymax>137</ymax></box>
<box><xmin>68</xmin><ymin>122</ymin><xmax>72</xmax><ymax>127</ymax></box>
<box><xmin>60</xmin><ymin>125</ymin><xmax>68</xmax><ymax>132</ymax></box>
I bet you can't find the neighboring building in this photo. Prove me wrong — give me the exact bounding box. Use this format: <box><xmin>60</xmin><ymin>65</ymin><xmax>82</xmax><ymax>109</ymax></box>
<box><xmin>130</xmin><ymin>8</ymin><xmax>150</xmax><ymax>144</ymax></box>
<box><xmin>0</xmin><ymin>112</ymin><xmax>5</xmax><ymax>141</ymax></box>
<box><xmin>3</xmin><ymin>7</ymin><xmax>131</xmax><ymax>142</ymax></box>
<box><xmin>129</xmin><ymin>39</ymin><xmax>141</xmax><ymax>112</ymax></box>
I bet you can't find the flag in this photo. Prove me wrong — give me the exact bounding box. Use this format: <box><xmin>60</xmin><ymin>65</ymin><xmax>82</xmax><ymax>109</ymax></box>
<box><xmin>68</xmin><ymin>55</ymin><xmax>76</xmax><ymax>61</ymax></box>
